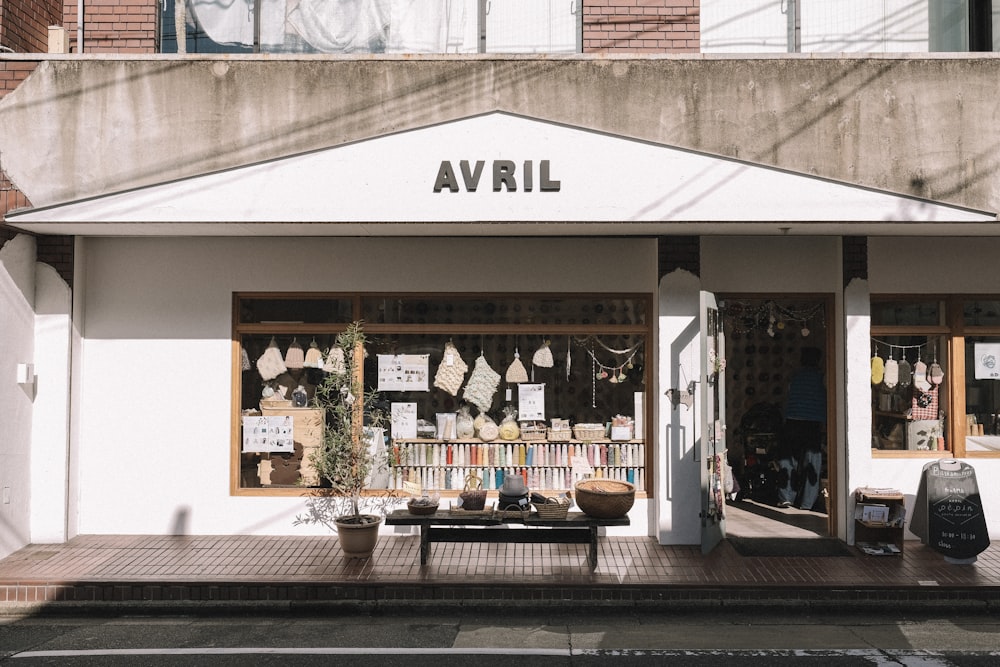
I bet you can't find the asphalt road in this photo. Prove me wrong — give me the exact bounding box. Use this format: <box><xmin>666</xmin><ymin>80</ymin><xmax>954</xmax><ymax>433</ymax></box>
<box><xmin>2</xmin><ymin>608</ymin><xmax>999</xmax><ymax>665</ymax></box>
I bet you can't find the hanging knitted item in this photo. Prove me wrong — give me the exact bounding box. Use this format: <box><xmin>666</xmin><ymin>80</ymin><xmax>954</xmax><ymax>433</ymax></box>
<box><xmin>323</xmin><ymin>345</ymin><xmax>346</xmax><ymax>374</ymax></box>
<box><xmin>284</xmin><ymin>338</ymin><xmax>305</xmax><ymax>370</ymax></box>
<box><xmin>256</xmin><ymin>338</ymin><xmax>287</xmax><ymax>381</ymax></box>
<box><xmin>913</xmin><ymin>359</ymin><xmax>931</xmax><ymax>392</ymax></box>
<box><xmin>434</xmin><ymin>342</ymin><xmax>468</xmax><ymax>396</ymax></box>
<box><xmin>532</xmin><ymin>340</ymin><xmax>554</xmax><ymax>368</ymax></box>
<box><xmin>883</xmin><ymin>358</ymin><xmax>899</xmax><ymax>388</ymax></box>
<box><xmin>463</xmin><ymin>354</ymin><xmax>501</xmax><ymax>413</ymax></box>
<box><xmin>303</xmin><ymin>340</ymin><xmax>324</xmax><ymax>369</ymax></box>
<box><xmin>928</xmin><ymin>360</ymin><xmax>945</xmax><ymax>385</ymax></box>
<box><xmin>240</xmin><ymin>345</ymin><xmax>252</xmax><ymax>372</ymax></box>
<box><xmin>897</xmin><ymin>358</ymin><xmax>912</xmax><ymax>387</ymax></box>
<box><xmin>871</xmin><ymin>354</ymin><xmax>884</xmax><ymax>385</ymax></box>
<box><xmin>505</xmin><ymin>350</ymin><xmax>529</xmax><ymax>383</ymax></box>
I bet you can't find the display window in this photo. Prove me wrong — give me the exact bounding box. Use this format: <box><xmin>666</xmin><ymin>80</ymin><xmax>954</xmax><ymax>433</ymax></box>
<box><xmin>870</xmin><ymin>296</ymin><xmax>1000</xmax><ymax>458</ymax></box>
<box><xmin>232</xmin><ymin>293</ymin><xmax>652</xmax><ymax>496</ymax></box>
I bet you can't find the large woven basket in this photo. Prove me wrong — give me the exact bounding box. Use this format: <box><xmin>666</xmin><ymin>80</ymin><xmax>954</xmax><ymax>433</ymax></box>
<box><xmin>574</xmin><ymin>479</ymin><xmax>635</xmax><ymax>519</ymax></box>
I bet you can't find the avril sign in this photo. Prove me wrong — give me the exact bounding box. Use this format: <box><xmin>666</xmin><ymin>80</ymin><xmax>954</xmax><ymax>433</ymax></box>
<box><xmin>433</xmin><ymin>159</ymin><xmax>561</xmax><ymax>193</ymax></box>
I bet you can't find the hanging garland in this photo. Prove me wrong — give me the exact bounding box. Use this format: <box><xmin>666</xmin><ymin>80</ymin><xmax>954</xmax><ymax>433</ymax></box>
<box><xmin>724</xmin><ymin>300</ymin><xmax>825</xmax><ymax>338</ymax></box>
<box><xmin>572</xmin><ymin>336</ymin><xmax>645</xmax><ymax>408</ymax></box>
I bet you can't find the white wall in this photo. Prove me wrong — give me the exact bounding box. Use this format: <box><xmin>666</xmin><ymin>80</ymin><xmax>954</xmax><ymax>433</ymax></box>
<box><xmin>76</xmin><ymin>236</ymin><xmax>657</xmax><ymax>537</ymax></box>
<box><xmin>863</xmin><ymin>237</ymin><xmax>1000</xmax><ymax>540</ymax></box>
<box><xmin>0</xmin><ymin>235</ymin><xmax>36</xmax><ymax>559</ymax></box>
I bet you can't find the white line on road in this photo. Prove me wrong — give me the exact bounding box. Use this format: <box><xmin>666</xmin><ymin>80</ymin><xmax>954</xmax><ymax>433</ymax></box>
<box><xmin>12</xmin><ymin>648</ymin><xmax>1000</xmax><ymax>659</ymax></box>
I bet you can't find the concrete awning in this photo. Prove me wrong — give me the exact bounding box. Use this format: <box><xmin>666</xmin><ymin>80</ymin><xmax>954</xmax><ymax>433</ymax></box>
<box><xmin>7</xmin><ymin>112</ymin><xmax>995</xmax><ymax>236</ymax></box>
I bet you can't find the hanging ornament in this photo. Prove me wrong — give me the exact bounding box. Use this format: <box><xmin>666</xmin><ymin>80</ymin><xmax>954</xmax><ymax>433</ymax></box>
<box><xmin>801</xmin><ymin>326</ymin><xmax>810</xmax><ymax>337</ymax></box>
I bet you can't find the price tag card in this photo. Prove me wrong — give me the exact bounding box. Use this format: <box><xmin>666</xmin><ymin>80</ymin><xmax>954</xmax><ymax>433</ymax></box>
<box><xmin>391</xmin><ymin>402</ymin><xmax>418</xmax><ymax>439</ymax></box>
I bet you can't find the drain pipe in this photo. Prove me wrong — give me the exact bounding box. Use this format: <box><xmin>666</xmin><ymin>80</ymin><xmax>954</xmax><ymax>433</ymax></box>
<box><xmin>77</xmin><ymin>0</ymin><xmax>84</xmax><ymax>52</ymax></box>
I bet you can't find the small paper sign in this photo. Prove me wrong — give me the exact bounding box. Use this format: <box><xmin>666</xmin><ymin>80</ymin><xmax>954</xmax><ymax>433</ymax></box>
<box><xmin>377</xmin><ymin>354</ymin><xmax>430</xmax><ymax>392</ymax></box>
<box><xmin>571</xmin><ymin>455</ymin><xmax>594</xmax><ymax>477</ymax></box>
<box><xmin>241</xmin><ymin>415</ymin><xmax>294</xmax><ymax>453</ymax></box>
<box><xmin>391</xmin><ymin>402</ymin><xmax>418</xmax><ymax>439</ymax></box>
<box><xmin>403</xmin><ymin>481</ymin><xmax>422</xmax><ymax>496</ymax></box>
<box><xmin>974</xmin><ymin>343</ymin><xmax>1000</xmax><ymax>379</ymax></box>
<box><xmin>518</xmin><ymin>383</ymin><xmax>546</xmax><ymax>421</ymax></box>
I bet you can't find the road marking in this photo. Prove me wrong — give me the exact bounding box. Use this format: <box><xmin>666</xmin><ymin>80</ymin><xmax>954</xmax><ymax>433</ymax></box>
<box><xmin>12</xmin><ymin>648</ymin><xmax>1000</xmax><ymax>659</ymax></box>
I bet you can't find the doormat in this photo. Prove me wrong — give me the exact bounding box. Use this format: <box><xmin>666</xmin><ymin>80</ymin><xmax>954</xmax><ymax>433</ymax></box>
<box><xmin>728</xmin><ymin>537</ymin><xmax>854</xmax><ymax>557</ymax></box>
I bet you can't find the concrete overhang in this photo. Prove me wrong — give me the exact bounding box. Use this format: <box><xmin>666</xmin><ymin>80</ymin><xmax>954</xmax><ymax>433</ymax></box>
<box><xmin>7</xmin><ymin>112</ymin><xmax>996</xmax><ymax>236</ymax></box>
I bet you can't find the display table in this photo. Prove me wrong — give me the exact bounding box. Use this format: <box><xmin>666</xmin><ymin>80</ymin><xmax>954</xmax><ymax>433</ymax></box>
<box><xmin>385</xmin><ymin>510</ymin><xmax>629</xmax><ymax>570</ymax></box>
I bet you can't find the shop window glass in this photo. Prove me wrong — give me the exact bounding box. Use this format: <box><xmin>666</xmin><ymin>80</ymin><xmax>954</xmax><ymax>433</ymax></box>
<box><xmin>963</xmin><ymin>300</ymin><xmax>1000</xmax><ymax>327</ymax></box>
<box><xmin>361</xmin><ymin>296</ymin><xmax>646</xmax><ymax>326</ymax></box>
<box><xmin>871</xmin><ymin>300</ymin><xmax>943</xmax><ymax>326</ymax></box>
<box><xmin>871</xmin><ymin>334</ymin><xmax>949</xmax><ymax>452</ymax></box>
<box><xmin>964</xmin><ymin>336</ymin><xmax>1000</xmax><ymax>452</ymax></box>
<box><xmin>239</xmin><ymin>297</ymin><xmax>353</xmax><ymax>325</ymax></box>
<box><xmin>235</xmin><ymin>293</ymin><xmax>650</xmax><ymax>496</ymax></box>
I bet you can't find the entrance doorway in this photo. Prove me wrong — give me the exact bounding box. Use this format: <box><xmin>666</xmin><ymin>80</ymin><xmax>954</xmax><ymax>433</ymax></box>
<box><xmin>719</xmin><ymin>296</ymin><xmax>833</xmax><ymax>539</ymax></box>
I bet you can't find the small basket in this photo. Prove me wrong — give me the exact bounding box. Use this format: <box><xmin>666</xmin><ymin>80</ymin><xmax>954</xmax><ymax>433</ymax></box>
<box><xmin>547</xmin><ymin>428</ymin><xmax>572</xmax><ymax>442</ymax></box>
<box><xmin>533</xmin><ymin>495</ymin><xmax>571</xmax><ymax>520</ymax></box>
<box><xmin>574</xmin><ymin>479</ymin><xmax>635</xmax><ymax>519</ymax></box>
<box><xmin>407</xmin><ymin>501</ymin><xmax>439</xmax><ymax>516</ymax></box>
<box><xmin>520</xmin><ymin>427</ymin><xmax>546</xmax><ymax>441</ymax></box>
<box><xmin>573</xmin><ymin>423</ymin><xmax>606</xmax><ymax>441</ymax></box>
<box><xmin>459</xmin><ymin>473</ymin><xmax>487</xmax><ymax>511</ymax></box>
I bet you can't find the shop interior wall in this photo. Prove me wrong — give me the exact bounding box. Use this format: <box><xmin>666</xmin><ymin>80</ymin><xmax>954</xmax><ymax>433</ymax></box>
<box><xmin>865</xmin><ymin>236</ymin><xmax>1000</xmax><ymax>539</ymax></box>
<box><xmin>699</xmin><ymin>236</ymin><xmax>847</xmax><ymax>537</ymax></box>
<box><xmin>75</xmin><ymin>235</ymin><xmax>657</xmax><ymax>537</ymax></box>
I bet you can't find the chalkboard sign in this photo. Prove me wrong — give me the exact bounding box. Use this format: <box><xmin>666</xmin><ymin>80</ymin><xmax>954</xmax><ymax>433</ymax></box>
<box><xmin>911</xmin><ymin>460</ymin><xmax>990</xmax><ymax>561</ymax></box>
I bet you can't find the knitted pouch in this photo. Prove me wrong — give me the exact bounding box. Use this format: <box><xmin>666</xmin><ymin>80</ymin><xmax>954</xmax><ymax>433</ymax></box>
<box><xmin>284</xmin><ymin>339</ymin><xmax>305</xmax><ymax>370</ymax></box>
<box><xmin>303</xmin><ymin>341</ymin><xmax>324</xmax><ymax>369</ymax></box>
<box><xmin>505</xmin><ymin>351</ymin><xmax>529</xmax><ymax>383</ymax></box>
<box><xmin>434</xmin><ymin>342</ymin><xmax>468</xmax><ymax>396</ymax></box>
<box><xmin>463</xmin><ymin>354</ymin><xmax>501</xmax><ymax>412</ymax></box>
<box><xmin>256</xmin><ymin>339</ymin><xmax>287</xmax><ymax>381</ymax></box>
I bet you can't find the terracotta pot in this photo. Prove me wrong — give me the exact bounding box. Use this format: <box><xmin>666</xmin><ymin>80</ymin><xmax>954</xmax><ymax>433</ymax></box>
<box><xmin>335</xmin><ymin>515</ymin><xmax>383</xmax><ymax>559</ymax></box>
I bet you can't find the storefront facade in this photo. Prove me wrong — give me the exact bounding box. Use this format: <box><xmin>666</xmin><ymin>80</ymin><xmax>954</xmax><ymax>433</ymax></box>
<box><xmin>2</xmin><ymin>55</ymin><xmax>1000</xmax><ymax>558</ymax></box>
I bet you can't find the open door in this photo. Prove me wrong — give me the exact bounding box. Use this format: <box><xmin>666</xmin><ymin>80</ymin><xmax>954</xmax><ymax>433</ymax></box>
<box><xmin>700</xmin><ymin>291</ymin><xmax>727</xmax><ymax>554</ymax></box>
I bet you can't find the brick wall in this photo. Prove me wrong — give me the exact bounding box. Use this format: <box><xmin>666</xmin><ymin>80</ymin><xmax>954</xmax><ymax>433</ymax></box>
<box><xmin>63</xmin><ymin>0</ymin><xmax>159</xmax><ymax>53</ymax></box>
<box><xmin>583</xmin><ymin>0</ymin><xmax>700</xmax><ymax>54</ymax></box>
<box><xmin>0</xmin><ymin>0</ymin><xmax>63</xmax><ymax>52</ymax></box>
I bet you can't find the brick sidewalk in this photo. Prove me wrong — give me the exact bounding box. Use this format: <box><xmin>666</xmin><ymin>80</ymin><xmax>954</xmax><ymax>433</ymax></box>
<box><xmin>1</xmin><ymin>534</ymin><xmax>998</xmax><ymax>610</ymax></box>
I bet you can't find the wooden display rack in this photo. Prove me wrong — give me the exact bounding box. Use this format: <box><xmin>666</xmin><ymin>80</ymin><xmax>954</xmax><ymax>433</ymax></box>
<box><xmin>854</xmin><ymin>487</ymin><xmax>906</xmax><ymax>556</ymax></box>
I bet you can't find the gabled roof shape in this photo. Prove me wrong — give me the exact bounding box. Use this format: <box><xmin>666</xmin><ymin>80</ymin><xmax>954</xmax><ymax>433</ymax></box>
<box><xmin>7</xmin><ymin>112</ymin><xmax>995</xmax><ymax>236</ymax></box>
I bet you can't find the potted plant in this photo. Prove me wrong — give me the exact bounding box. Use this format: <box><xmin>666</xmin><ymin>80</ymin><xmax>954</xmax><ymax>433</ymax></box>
<box><xmin>294</xmin><ymin>321</ymin><xmax>395</xmax><ymax>559</ymax></box>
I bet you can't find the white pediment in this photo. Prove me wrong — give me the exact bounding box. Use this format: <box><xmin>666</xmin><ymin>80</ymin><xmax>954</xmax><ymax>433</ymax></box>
<box><xmin>7</xmin><ymin>112</ymin><xmax>995</xmax><ymax>236</ymax></box>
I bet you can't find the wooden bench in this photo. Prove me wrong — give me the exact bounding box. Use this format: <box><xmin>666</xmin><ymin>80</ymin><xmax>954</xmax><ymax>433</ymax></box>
<box><xmin>385</xmin><ymin>509</ymin><xmax>629</xmax><ymax>570</ymax></box>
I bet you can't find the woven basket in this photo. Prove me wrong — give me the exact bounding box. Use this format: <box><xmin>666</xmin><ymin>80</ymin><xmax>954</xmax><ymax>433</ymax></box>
<box><xmin>533</xmin><ymin>496</ymin><xmax>571</xmax><ymax>520</ymax></box>
<box><xmin>520</xmin><ymin>426</ymin><xmax>546</xmax><ymax>441</ymax></box>
<box><xmin>574</xmin><ymin>479</ymin><xmax>635</xmax><ymax>519</ymax></box>
<box><xmin>407</xmin><ymin>501</ymin><xmax>439</xmax><ymax>516</ymax></box>
<box><xmin>459</xmin><ymin>473</ymin><xmax>487</xmax><ymax>511</ymax></box>
<box><xmin>547</xmin><ymin>428</ymin><xmax>572</xmax><ymax>442</ymax></box>
<box><xmin>573</xmin><ymin>424</ymin><xmax>606</xmax><ymax>441</ymax></box>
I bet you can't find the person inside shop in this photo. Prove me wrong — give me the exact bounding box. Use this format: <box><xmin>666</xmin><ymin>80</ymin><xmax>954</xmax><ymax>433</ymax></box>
<box><xmin>776</xmin><ymin>346</ymin><xmax>826</xmax><ymax>510</ymax></box>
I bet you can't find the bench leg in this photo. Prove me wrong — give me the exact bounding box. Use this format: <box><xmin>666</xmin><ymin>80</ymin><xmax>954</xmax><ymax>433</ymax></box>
<box><xmin>420</xmin><ymin>525</ymin><xmax>430</xmax><ymax>565</ymax></box>
<box><xmin>588</xmin><ymin>525</ymin><xmax>598</xmax><ymax>570</ymax></box>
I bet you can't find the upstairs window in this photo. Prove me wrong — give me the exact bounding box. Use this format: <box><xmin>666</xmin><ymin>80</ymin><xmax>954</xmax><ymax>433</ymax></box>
<box><xmin>163</xmin><ymin>0</ymin><xmax>582</xmax><ymax>55</ymax></box>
